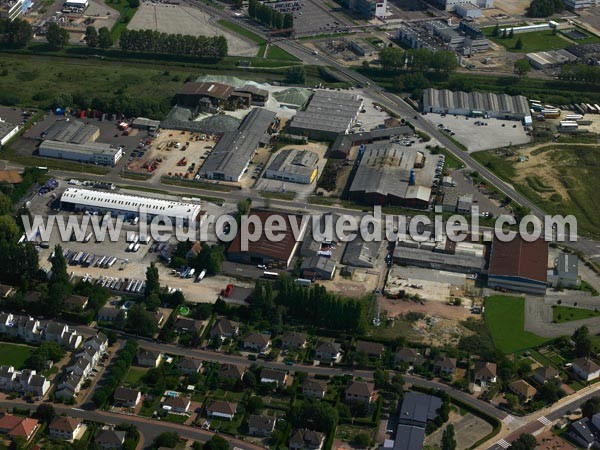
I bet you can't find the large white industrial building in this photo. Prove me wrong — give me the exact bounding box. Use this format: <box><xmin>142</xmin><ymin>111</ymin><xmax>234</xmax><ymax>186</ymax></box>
<box><xmin>264</xmin><ymin>149</ymin><xmax>319</xmax><ymax>184</ymax></box>
<box><xmin>0</xmin><ymin>120</ymin><xmax>19</xmax><ymax>149</ymax></box>
<box><xmin>60</xmin><ymin>188</ymin><xmax>203</xmax><ymax>225</ymax></box>
<box><xmin>39</xmin><ymin>140</ymin><xmax>123</xmax><ymax>166</ymax></box>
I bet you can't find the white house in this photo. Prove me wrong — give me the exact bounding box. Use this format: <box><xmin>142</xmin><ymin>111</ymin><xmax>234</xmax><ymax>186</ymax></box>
<box><xmin>206</xmin><ymin>400</ymin><xmax>237</xmax><ymax>421</ymax></box>
<box><xmin>573</xmin><ymin>358</ymin><xmax>600</xmax><ymax>381</ymax></box>
<box><xmin>49</xmin><ymin>416</ymin><xmax>83</xmax><ymax>441</ymax></box>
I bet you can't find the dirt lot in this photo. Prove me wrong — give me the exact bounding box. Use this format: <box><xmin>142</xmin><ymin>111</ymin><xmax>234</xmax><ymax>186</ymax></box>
<box><xmin>317</xmin><ymin>269</ymin><xmax>380</xmax><ymax>297</ymax></box>
<box><xmin>127</xmin><ymin>3</ymin><xmax>258</xmax><ymax>56</ymax></box>
<box><xmin>535</xmin><ymin>430</ymin><xmax>576</xmax><ymax>450</ymax></box>
<box><xmin>425</xmin><ymin>411</ymin><xmax>494</xmax><ymax>450</ymax></box>
<box><xmin>382</xmin><ymin>297</ymin><xmax>473</xmax><ymax>321</ymax></box>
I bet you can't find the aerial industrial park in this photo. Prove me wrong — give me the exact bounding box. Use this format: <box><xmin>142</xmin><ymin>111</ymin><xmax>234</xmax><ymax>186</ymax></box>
<box><xmin>0</xmin><ymin>0</ymin><xmax>599</xmax><ymax>448</ymax></box>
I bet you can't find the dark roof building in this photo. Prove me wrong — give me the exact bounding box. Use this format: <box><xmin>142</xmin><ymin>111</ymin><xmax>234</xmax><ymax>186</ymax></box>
<box><xmin>43</xmin><ymin>119</ymin><xmax>100</xmax><ymax>144</ymax></box>
<box><xmin>301</xmin><ymin>256</ymin><xmax>337</xmax><ymax>280</ymax></box>
<box><xmin>176</xmin><ymin>82</ymin><xmax>235</xmax><ymax>107</ymax></box>
<box><xmin>227</xmin><ymin>210</ymin><xmax>308</xmax><ymax>269</ymax></box>
<box><xmin>355</xmin><ymin>340</ymin><xmax>385</xmax><ymax>358</ymax></box>
<box><xmin>289</xmin><ymin>429</ymin><xmax>325</xmax><ymax>450</ymax></box>
<box><xmin>488</xmin><ymin>236</ymin><xmax>549</xmax><ymax>295</ymax></box>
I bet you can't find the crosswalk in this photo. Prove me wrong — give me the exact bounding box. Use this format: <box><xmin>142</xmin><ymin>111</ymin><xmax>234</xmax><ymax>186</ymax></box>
<box><xmin>495</xmin><ymin>439</ymin><xmax>511</xmax><ymax>449</ymax></box>
<box><xmin>538</xmin><ymin>416</ymin><xmax>552</xmax><ymax>426</ymax></box>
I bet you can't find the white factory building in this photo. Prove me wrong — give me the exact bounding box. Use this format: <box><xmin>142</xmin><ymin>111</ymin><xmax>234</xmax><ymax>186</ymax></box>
<box><xmin>39</xmin><ymin>140</ymin><xmax>123</xmax><ymax>166</ymax></box>
<box><xmin>60</xmin><ymin>188</ymin><xmax>203</xmax><ymax>225</ymax></box>
<box><xmin>438</xmin><ymin>0</ymin><xmax>492</xmax><ymax>11</ymax></box>
<box><xmin>0</xmin><ymin>120</ymin><xmax>19</xmax><ymax>149</ymax></box>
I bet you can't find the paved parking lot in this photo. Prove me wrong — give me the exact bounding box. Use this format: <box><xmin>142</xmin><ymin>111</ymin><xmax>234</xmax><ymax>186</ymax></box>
<box><xmin>449</xmin><ymin>168</ymin><xmax>508</xmax><ymax>217</ymax></box>
<box><xmin>424</xmin><ymin>114</ymin><xmax>531</xmax><ymax>152</ymax></box>
<box><xmin>291</xmin><ymin>0</ymin><xmax>350</xmax><ymax>36</ymax></box>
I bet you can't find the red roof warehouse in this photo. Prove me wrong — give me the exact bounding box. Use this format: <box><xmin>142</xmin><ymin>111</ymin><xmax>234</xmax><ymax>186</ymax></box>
<box><xmin>487</xmin><ymin>236</ymin><xmax>548</xmax><ymax>295</ymax></box>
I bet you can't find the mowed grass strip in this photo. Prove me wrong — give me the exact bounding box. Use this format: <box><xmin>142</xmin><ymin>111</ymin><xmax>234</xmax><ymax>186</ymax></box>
<box><xmin>484</xmin><ymin>29</ymin><xmax>570</xmax><ymax>53</ymax></box>
<box><xmin>553</xmin><ymin>305</ymin><xmax>600</xmax><ymax>323</ymax></box>
<box><xmin>485</xmin><ymin>295</ymin><xmax>549</xmax><ymax>354</ymax></box>
<box><xmin>0</xmin><ymin>342</ymin><xmax>35</xmax><ymax>369</ymax></box>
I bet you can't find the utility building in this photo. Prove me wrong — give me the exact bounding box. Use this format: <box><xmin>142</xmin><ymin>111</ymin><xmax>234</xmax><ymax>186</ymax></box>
<box><xmin>39</xmin><ymin>140</ymin><xmax>122</xmax><ymax>166</ymax></box>
<box><xmin>264</xmin><ymin>149</ymin><xmax>319</xmax><ymax>184</ymax></box>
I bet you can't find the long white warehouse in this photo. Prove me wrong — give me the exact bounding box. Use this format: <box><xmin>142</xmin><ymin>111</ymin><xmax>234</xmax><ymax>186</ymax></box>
<box><xmin>39</xmin><ymin>140</ymin><xmax>123</xmax><ymax>166</ymax></box>
<box><xmin>60</xmin><ymin>188</ymin><xmax>203</xmax><ymax>225</ymax></box>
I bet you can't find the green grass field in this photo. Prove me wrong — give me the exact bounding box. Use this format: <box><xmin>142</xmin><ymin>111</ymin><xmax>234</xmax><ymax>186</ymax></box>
<box><xmin>0</xmin><ymin>342</ymin><xmax>34</xmax><ymax>369</ymax></box>
<box><xmin>485</xmin><ymin>295</ymin><xmax>549</xmax><ymax>354</ymax></box>
<box><xmin>553</xmin><ymin>306</ymin><xmax>600</xmax><ymax>323</ymax></box>
<box><xmin>472</xmin><ymin>146</ymin><xmax>600</xmax><ymax>239</ymax></box>
<box><xmin>123</xmin><ymin>367</ymin><xmax>147</xmax><ymax>386</ymax></box>
<box><xmin>484</xmin><ymin>29</ymin><xmax>570</xmax><ymax>53</ymax></box>
<box><xmin>105</xmin><ymin>0</ymin><xmax>138</xmax><ymax>40</ymax></box>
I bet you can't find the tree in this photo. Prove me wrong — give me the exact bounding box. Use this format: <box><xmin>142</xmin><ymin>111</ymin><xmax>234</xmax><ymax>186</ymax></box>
<box><xmin>573</xmin><ymin>326</ymin><xmax>593</xmax><ymax>357</ymax></box>
<box><xmin>145</xmin><ymin>262</ymin><xmax>160</xmax><ymax>298</ymax></box>
<box><xmin>126</xmin><ymin>303</ymin><xmax>158</xmax><ymax>337</ymax></box>
<box><xmin>0</xmin><ymin>215</ymin><xmax>19</xmax><ymax>242</ymax></box>
<box><xmin>46</xmin><ymin>23</ymin><xmax>69</xmax><ymax>49</ymax></box>
<box><xmin>352</xmin><ymin>433</ymin><xmax>372</xmax><ymax>448</ymax></box>
<box><xmin>582</xmin><ymin>397</ymin><xmax>600</xmax><ymax>418</ymax></box>
<box><xmin>248</xmin><ymin>0</ymin><xmax>257</xmax><ymax>17</ymax></box>
<box><xmin>492</xmin><ymin>23</ymin><xmax>500</xmax><ymax>37</ymax></box>
<box><xmin>510</xmin><ymin>434</ymin><xmax>537</xmax><ymax>450</ymax></box>
<box><xmin>508</xmin><ymin>28</ymin><xmax>514</xmax><ymax>38</ymax></box>
<box><xmin>127</xmin><ymin>0</ymin><xmax>140</xmax><ymax>6</ymax></box>
<box><xmin>152</xmin><ymin>432</ymin><xmax>179</xmax><ymax>449</ymax></box>
<box><xmin>430</xmin><ymin>50</ymin><xmax>458</xmax><ymax>75</ymax></box>
<box><xmin>289</xmin><ymin>399</ymin><xmax>339</xmax><ymax>433</ymax></box>
<box><xmin>379</xmin><ymin>47</ymin><xmax>404</xmax><ymax>72</ymax></box>
<box><xmin>441</xmin><ymin>425</ymin><xmax>456</xmax><ymax>450</ymax></box>
<box><xmin>4</xmin><ymin>18</ymin><xmax>33</xmax><ymax>48</ymax></box>
<box><xmin>85</xmin><ymin>26</ymin><xmax>98</xmax><ymax>48</ymax></box>
<box><xmin>514</xmin><ymin>37</ymin><xmax>524</xmax><ymax>50</ymax></box>
<box><xmin>514</xmin><ymin>59</ymin><xmax>531</xmax><ymax>78</ymax></box>
<box><xmin>246</xmin><ymin>396</ymin><xmax>263</xmax><ymax>414</ymax></box>
<box><xmin>536</xmin><ymin>380</ymin><xmax>563</xmax><ymax>404</ymax></box>
<box><xmin>285</xmin><ymin>66</ymin><xmax>306</xmax><ymax>84</ymax></box>
<box><xmin>98</xmin><ymin>27</ymin><xmax>113</xmax><ymax>48</ymax></box>
<box><xmin>203</xmin><ymin>435</ymin><xmax>229</xmax><ymax>450</ymax></box>
<box><xmin>35</xmin><ymin>403</ymin><xmax>55</xmax><ymax>424</ymax></box>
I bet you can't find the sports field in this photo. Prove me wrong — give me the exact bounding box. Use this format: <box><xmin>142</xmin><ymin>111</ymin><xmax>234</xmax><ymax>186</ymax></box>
<box><xmin>485</xmin><ymin>295</ymin><xmax>549</xmax><ymax>354</ymax></box>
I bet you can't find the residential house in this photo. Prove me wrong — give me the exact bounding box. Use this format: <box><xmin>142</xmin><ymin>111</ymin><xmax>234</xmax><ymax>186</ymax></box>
<box><xmin>355</xmin><ymin>340</ymin><xmax>385</xmax><ymax>359</ymax></box>
<box><xmin>219</xmin><ymin>364</ymin><xmax>245</xmax><ymax>381</ymax></box>
<box><xmin>177</xmin><ymin>357</ymin><xmax>203</xmax><ymax>374</ymax></box>
<box><xmin>114</xmin><ymin>387</ymin><xmax>142</xmax><ymax>408</ymax></box>
<box><xmin>434</xmin><ymin>356</ymin><xmax>457</xmax><ymax>375</ymax></box>
<box><xmin>84</xmin><ymin>332</ymin><xmax>109</xmax><ymax>354</ymax></box>
<box><xmin>0</xmin><ymin>415</ymin><xmax>23</xmax><ymax>434</ymax></box>
<box><xmin>289</xmin><ymin>429</ymin><xmax>325</xmax><ymax>450</ymax></box>
<box><xmin>55</xmin><ymin>373</ymin><xmax>84</xmax><ymax>400</ymax></box>
<box><xmin>206</xmin><ymin>400</ymin><xmax>237</xmax><ymax>421</ymax></box>
<box><xmin>6</xmin><ymin>417</ymin><xmax>39</xmax><ymax>443</ymax></box>
<box><xmin>567</xmin><ymin>413</ymin><xmax>600</xmax><ymax>449</ymax></box>
<box><xmin>66</xmin><ymin>359</ymin><xmax>92</xmax><ymax>378</ymax></box>
<box><xmin>26</xmin><ymin>374</ymin><xmax>51</xmax><ymax>397</ymax></box>
<box><xmin>95</xmin><ymin>429</ymin><xmax>126</xmax><ymax>450</ymax></box>
<box><xmin>474</xmin><ymin>362</ymin><xmax>497</xmax><ymax>385</ymax></box>
<box><xmin>572</xmin><ymin>358</ymin><xmax>600</xmax><ymax>382</ymax></box>
<box><xmin>242</xmin><ymin>333</ymin><xmax>272</xmax><ymax>354</ymax></box>
<box><xmin>97</xmin><ymin>307</ymin><xmax>125</xmax><ymax>323</ymax></box>
<box><xmin>210</xmin><ymin>318</ymin><xmax>239</xmax><ymax>340</ymax></box>
<box><xmin>282</xmin><ymin>332</ymin><xmax>308</xmax><ymax>350</ymax></box>
<box><xmin>248</xmin><ymin>414</ymin><xmax>276</xmax><ymax>437</ymax></box>
<box><xmin>533</xmin><ymin>366</ymin><xmax>560</xmax><ymax>385</ymax></box>
<box><xmin>315</xmin><ymin>342</ymin><xmax>343</xmax><ymax>363</ymax></box>
<box><xmin>174</xmin><ymin>317</ymin><xmax>203</xmax><ymax>334</ymax></box>
<box><xmin>260</xmin><ymin>368</ymin><xmax>288</xmax><ymax>387</ymax></box>
<box><xmin>64</xmin><ymin>295</ymin><xmax>88</xmax><ymax>311</ymax></box>
<box><xmin>345</xmin><ymin>381</ymin><xmax>375</xmax><ymax>405</ymax></box>
<box><xmin>0</xmin><ymin>366</ymin><xmax>50</xmax><ymax>396</ymax></box>
<box><xmin>163</xmin><ymin>396</ymin><xmax>191</xmax><ymax>413</ymax></box>
<box><xmin>49</xmin><ymin>416</ymin><xmax>83</xmax><ymax>441</ymax></box>
<box><xmin>137</xmin><ymin>349</ymin><xmax>162</xmax><ymax>368</ymax></box>
<box><xmin>302</xmin><ymin>379</ymin><xmax>328</xmax><ymax>399</ymax></box>
<box><xmin>76</xmin><ymin>347</ymin><xmax>100</xmax><ymax>368</ymax></box>
<box><xmin>395</xmin><ymin>348</ymin><xmax>425</xmax><ymax>367</ymax></box>
<box><xmin>509</xmin><ymin>379</ymin><xmax>538</xmax><ymax>402</ymax></box>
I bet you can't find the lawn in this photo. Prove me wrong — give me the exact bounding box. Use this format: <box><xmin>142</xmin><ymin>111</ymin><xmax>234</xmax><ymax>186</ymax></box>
<box><xmin>484</xmin><ymin>295</ymin><xmax>550</xmax><ymax>354</ymax></box>
<box><xmin>123</xmin><ymin>367</ymin><xmax>147</xmax><ymax>387</ymax></box>
<box><xmin>105</xmin><ymin>0</ymin><xmax>138</xmax><ymax>40</ymax></box>
<box><xmin>472</xmin><ymin>146</ymin><xmax>600</xmax><ymax>239</ymax></box>
<box><xmin>554</xmin><ymin>306</ymin><xmax>600</xmax><ymax>323</ymax></box>
<box><xmin>484</xmin><ymin>29</ymin><xmax>570</xmax><ymax>53</ymax></box>
<box><xmin>0</xmin><ymin>342</ymin><xmax>34</xmax><ymax>369</ymax></box>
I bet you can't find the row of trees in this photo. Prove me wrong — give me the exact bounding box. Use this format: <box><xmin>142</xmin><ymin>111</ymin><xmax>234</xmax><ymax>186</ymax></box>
<box><xmin>92</xmin><ymin>339</ymin><xmax>138</xmax><ymax>407</ymax></box>
<box><xmin>527</xmin><ymin>0</ymin><xmax>564</xmax><ymax>17</ymax></box>
<box><xmin>46</xmin><ymin>22</ymin><xmax>70</xmax><ymax>50</ymax></box>
<box><xmin>248</xmin><ymin>0</ymin><xmax>293</xmax><ymax>31</ymax></box>
<box><xmin>379</xmin><ymin>47</ymin><xmax>458</xmax><ymax>75</ymax></box>
<box><xmin>0</xmin><ymin>18</ymin><xmax>32</xmax><ymax>48</ymax></box>
<box><xmin>84</xmin><ymin>26</ymin><xmax>113</xmax><ymax>49</ymax></box>
<box><xmin>119</xmin><ymin>29</ymin><xmax>228</xmax><ymax>58</ymax></box>
<box><xmin>560</xmin><ymin>63</ymin><xmax>600</xmax><ymax>84</ymax></box>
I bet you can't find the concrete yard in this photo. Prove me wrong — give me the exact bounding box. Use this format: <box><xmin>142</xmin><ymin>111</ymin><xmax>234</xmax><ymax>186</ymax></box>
<box><xmin>386</xmin><ymin>266</ymin><xmax>469</xmax><ymax>304</ymax></box>
<box><xmin>424</xmin><ymin>114</ymin><xmax>531</xmax><ymax>152</ymax></box>
<box><xmin>425</xmin><ymin>411</ymin><xmax>494</xmax><ymax>450</ymax></box>
<box><xmin>127</xmin><ymin>2</ymin><xmax>258</xmax><ymax>56</ymax></box>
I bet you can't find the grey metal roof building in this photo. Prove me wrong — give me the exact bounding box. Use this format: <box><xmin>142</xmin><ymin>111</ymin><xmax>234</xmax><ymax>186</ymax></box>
<box><xmin>265</xmin><ymin>149</ymin><xmax>319</xmax><ymax>184</ymax></box>
<box><xmin>43</xmin><ymin>119</ymin><xmax>100</xmax><ymax>144</ymax></box>
<box><xmin>39</xmin><ymin>140</ymin><xmax>122</xmax><ymax>166</ymax></box>
<box><xmin>0</xmin><ymin>120</ymin><xmax>19</xmax><ymax>148</ymax></box>
<box><xmin>526</xmin><ymin>49</ymin><xmax>578</xmax><ymax>69</ymax></box>
<box><xmin>423</xmin><ymin>88</ymin><xmax>530</xmax><ymax>119</ymax></box>
<box><xmin>342</xmin><ymin>236</ymin><xmax>381</xmax><ymax>268</ymax></box>
<box><xmin>287</xmin><ymin>90</ymin><xmax>363</xmax><ymax>141</ymax></box>
<box><xmin>301</xmin><ymin>256</ymin><xmax>337</xmax><ymax>280</ymax></box>
<box><xmin>198</xmin><ymin>108</ymin><xmax>276</xmax><ymax>182</ymax></box>
<box><xmin>131</xmin><ymin>117</ymin><xmax>160</xmax><ymax>131</ymax></box>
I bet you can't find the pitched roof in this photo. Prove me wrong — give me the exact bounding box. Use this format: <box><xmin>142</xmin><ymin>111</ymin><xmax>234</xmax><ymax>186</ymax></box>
<box><xmin>290</xmin><ymin>429</ymin><xmax>325</xmax><ymax>447</ymax></box>
<box><xmin>399</xmin><ymin>391</ymin><xmax>443</xmax><ymax>424</ymax></box>
<box><xmin>302</xmin><ymin>378</ymin><xmax>328</xmax><ymax>392</ymax></box>
<box><xmin>211</xmin><ymin>318</ymin><xmax>239</xmax><ymax>336</ymax></box>
<box><xmin>573</xmin><ymin>357</ymin><xmax>600</xmax><ymax>374</ymax></box>
<box><xmin>489</xmin><ymin>236</ymin><xmax>548</xmax><ymax>284</ymax></box>
<box><xmin>434</xmin><ymin>356</ymin><xmax>457</xmax><ymax>369</ymax></box>
<box><xmin>49</xmin><ymin>416</ymin><xmax>81</xmax><ymax>432</ymax></box>
<box><xmin>114</xmin><ymin>387</ymin><xmax>141</xmax><ymax>403</ymax></box>
<box><xmin>138</xmin><ymin>348</ymin><xmax>160</xmax><ymax>360</ymax></box>
<box><xmin>510</xmin><ymin>379</ymin><xmax>537</xmax><ymax>398</ymax></box>
<box><xmin>260</xmin><ymin>368</ymin><xmax>287</xmax><ymax>384</ymax></box>
<box><xmin>95</xmin><ymin>429</ymin><xmax>126</xmax><ymax>445</ymax></box>
<box><xmin>0</xmin><ymin>414</ymin><xmax>24</xmax><ymax>432</ymax></box>
<box><xmin>474</xmin><ymin>362</ymin><xmax>497</xmax><ymax>378</ymax></box>
<box><xmin>248</xmin><ymin>414</ymin><xmax>276</xmax><ymax>432</ymax></box>
<box><xmin>345</xmin><ymin>381</ymin><xmax>374</xmax><ymax>397</ymax></box>
<box><xmin>177</xmin><ymin>357</ymin><xmax>203</xmax><ymax>371</ymax></box>
<box><xmin>219</xmin><ymin>363</ymin><xmax>245</xmax><ymax>379</ymax></box>
<box><xmin>206</xmin><ymin>400</ymin><xmax>237</xmax><ymax>416</ymax></box>
<box><xmin>64</xmin><ymin>294</ymin><xmax>88</xmax><ymax>308</ymax></box>
<box><xmin>164</xmin><ymin>396</ymin><xmax>190</xmax><ymax>409</ymax></box>
<box><xmin>282</xmin><ymin>331</ymin><xmax>307</xmax><ymax>346</ymax></box>
<box><xmin>8</xmin><ymin>417</ymin><xmax>38</xmax><ymax>438</ymax></box>
<box><xmin>178</xmin><ymin>82</ymin><xmax>234</xmax><ymax>100</ymax></box>
<box><xmin>316</xmin><ymin>342</ymin><xmax>341</xmax><ymax>355</ymax></box>
<box><xmin>534</xmin><ymin>365</ymin><xmax>559</xmax><ymax>381</ymax></box>
<box><xmin>244</xmin><ymin>332</ymin><xmax>271</xmax><ymax>346</ymax></box>
<box><xmin>355</xmin><ymin>340</ymin><xmax>385</xmax><ymax>356</ymax></box>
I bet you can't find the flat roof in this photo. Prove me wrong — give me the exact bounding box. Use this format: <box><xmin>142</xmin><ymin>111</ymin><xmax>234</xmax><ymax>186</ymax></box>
<box><xmin>198</xmin><ymin>108</ymin><xmax>275</xmax><ymax>180</ymax></box>
<box><xmin>60</xmin><ymin>187</ymin><xmax>202</xmax><ymax>220</ymax></box>
<box><xmin>488</xmin><ymin>236</ymin><xmax>548</xmax><ymax>283</ymax></box>
<box><xmin>132</xmin><ymin>117</ymin><xmax>161</xmax><ymax>128</ymax></box>
<box><xmin>267</xmin><ymin>149</ymin><xmax>318</xmax><ymax>177</ymax></box>
<box><xmin>399</xmin><ymin>391</ymin><xmax>442</xmax><ymax>424</ymax></box>
<box><xmin>39</xmin><ymin>140</ymin><xmax>119</xmax><ymax>157</ymax></box>
<box><xmin>0</xmin><ymin>120</ymin><xmax>18</xmax><ymax>139</ymax></box>
<box><xmin>393</xmin><ymin>425</ymin><xmax>425</xmax><ymax>450</ymax></box>
<box><xmin>289</xmin><ymin>90</ymin><xmax>363</xmax><ymax>134</ymax></box>
<box><xmin>227</xmin><ymin>210</ymin><xmax>306</xmax><ymax>262</ymax></box>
